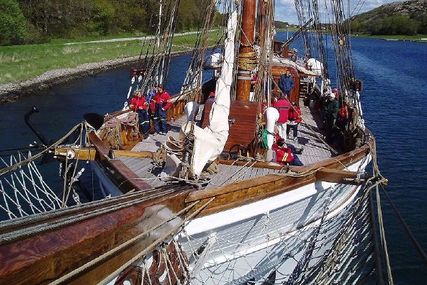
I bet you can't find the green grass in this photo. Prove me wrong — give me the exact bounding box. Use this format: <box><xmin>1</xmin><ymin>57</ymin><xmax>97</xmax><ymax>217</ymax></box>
<box><xmin>0</xmin><ymin>31</ymin><xmax>221</xmax><ymax>85</ymax></box>
<box><xmin>47</xmin><ymin>32</ymin><xmax>148</xmax><ymax>45</ymax></box>
<box><xmin>276</xmin><ymin>27</ymin><xmax>299</xmax><ymax>32</ymax></box>
<box><xmin>353</xmin><ymin>33</ymin><xmax>427</xmax><ymax>41</ymax></box>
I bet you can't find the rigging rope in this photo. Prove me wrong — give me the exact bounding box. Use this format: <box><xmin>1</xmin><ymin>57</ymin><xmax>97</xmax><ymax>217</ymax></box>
<box><xmin>0</xmin><ymin>123</ymin><xmax>87</xmax><ymax>221</ymax></box>
<box><xmin>0</xmin><ymin>123</ymin><xmax>83</xmax><ymax>176</ymax></box>
<box><xmin>365</xmin><ymin>131</ymin><xmax>394</xmax><ymax>284</ymax></box>
<box><xmin>380</xmin><ymin>185</ymin><xmax>427</xmax><ymax>267</ymax></box>
<box><xmin>180</xmin><ymin>0</ymin><xmax>219</xmax><ymax>100</ymax></box>
<box><xmin>376</xmin><ymin>185</ymin><xmax>394</xmax><ymax>284</ymax></box>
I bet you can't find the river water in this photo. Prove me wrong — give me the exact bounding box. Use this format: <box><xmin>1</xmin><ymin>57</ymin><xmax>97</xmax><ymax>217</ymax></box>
<box><xmin>0</xmin><ymin>37</ymin><xmax>426</xmax><ymax>284</ymax></box>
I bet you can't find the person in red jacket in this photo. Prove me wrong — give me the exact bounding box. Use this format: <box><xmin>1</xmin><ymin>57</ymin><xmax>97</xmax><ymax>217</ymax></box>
<box><xmin>129</xmin><ymin>90</ymin><xmax>150</xmax><ymax>137</ymax></box>
<box><xmin>273</xmin><ymin>95</ymin><xmax>292</xmax><ymax>141</ymax></box>
<box><xmin>272</xmin><ymin>136</ymin><xmax>303</xmax><ymax>166</ymax></box>
<box><xmin>272</xmin><ymin>138</ymin><xmax>295</xmax><ymax>165</ymax></box>
<box><xmin>150</xmin><ymin>85</ymin><xmax>172</xmax><ymax>135</ymax></box>
<box><xmin>287</xmin><ymin>102</ymin><xmax>302</xmax><ymax>141</ymax></box>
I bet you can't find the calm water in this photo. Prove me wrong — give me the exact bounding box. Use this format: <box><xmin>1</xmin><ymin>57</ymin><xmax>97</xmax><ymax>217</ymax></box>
<box><xmin>0</xmin><ymin>38</ymin><xmax>426</xmax><ymax>284</ymax></box>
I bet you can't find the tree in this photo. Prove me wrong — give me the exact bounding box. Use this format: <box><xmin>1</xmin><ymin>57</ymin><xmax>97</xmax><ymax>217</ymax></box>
<box><xmin>8</xmin><ymin>0</ymin><xmax>220</xmax><ymax>43</ymax></box>
<box><xmin>0</xmin><ymin>0</ymin><xmax>28</xmax><ymax>45</ymax></box>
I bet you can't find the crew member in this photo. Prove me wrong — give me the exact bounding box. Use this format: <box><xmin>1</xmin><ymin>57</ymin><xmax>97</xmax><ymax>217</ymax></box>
<box><xmin>273</xmin><ymin>95</ymin><xmax>292</xmax><ymax>141</ymax></box>
<box><xmin>272</xmin><ymin>138</ymin><xmax>295</xmax><ymax>165</ymax></box>
<box><xmin>278</xmin><ymin>70</ymin><xmax>294</xmax><ymax>97</ymax></box>
<box><xmin>324</xmin><ymin>92</ymin><xmax>339</xmax><ymax>142</ymax></box>
<box><xmin>129</xmin><ymin>90</ymin><xmax>150</xmax><ymax>137</ymax></box>
<box><xmin>287</xmin><ymin>102</ymin><xmax>302</xmax><ymax>141</ymax></box>
<box><xmin>150</xmin><ymin>85</ymin><xmax>172</xmax><ymax>135</ymax></box>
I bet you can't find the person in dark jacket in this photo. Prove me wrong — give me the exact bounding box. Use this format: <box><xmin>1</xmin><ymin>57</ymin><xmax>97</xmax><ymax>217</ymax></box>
<box><xmin>324</xmin><ymin>92</ymin><xmax>339</xmax><ymax>142</ymax></box>
<box><xmin>278</xmin><ymin>70</ymin><xmax>294</xmax><ymax>97</ymax></box>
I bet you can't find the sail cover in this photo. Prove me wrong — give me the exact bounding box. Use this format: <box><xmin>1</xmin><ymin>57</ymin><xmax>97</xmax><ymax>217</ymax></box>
<box><xmin>189</xmin><ymin>9</ymin><xmax>237</xmax><ymax>176</ymax></box>
<box><xmin>173</xmin><ymin>9</ymin><xmax>238</xmax><ymax>177</ymax></box>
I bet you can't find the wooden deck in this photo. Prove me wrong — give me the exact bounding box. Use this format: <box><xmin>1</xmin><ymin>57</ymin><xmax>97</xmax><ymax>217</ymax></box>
<box><xmin>117</xmin><ymin>156</ymin><xmax>287</xmax><ymax>189</ymax></box>
<box><xmin>296</xmin><ymin>102</ymin><xmax>333</xmax><ymax>165</ymax></box>
<box><xmin>131</xmin><ymin>115</ymin><xmax>187</xmax><ymax>152</ymax></box>
<box><xmin>116</xmin><ymin>102</ymin><xmax>333</xmax><ymax>188</ymax></box>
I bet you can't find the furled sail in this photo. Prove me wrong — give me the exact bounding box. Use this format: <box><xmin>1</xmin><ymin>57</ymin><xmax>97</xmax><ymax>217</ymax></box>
<box><xmin>163</xmin><ymin>9</ymin><xmax>238</xmax><ymax>178</ymax></box>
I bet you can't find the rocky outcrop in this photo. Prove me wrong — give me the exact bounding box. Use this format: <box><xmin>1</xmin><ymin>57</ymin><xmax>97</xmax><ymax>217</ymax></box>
<box><xmin>352</xmin><ymin>0</ymin><xmax>427</xmax><ymax>22</ymax></box>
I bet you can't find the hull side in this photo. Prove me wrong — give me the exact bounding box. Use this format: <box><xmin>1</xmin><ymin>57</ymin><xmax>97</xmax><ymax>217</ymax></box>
<box><xmin>176</xmin><ymin>155</ymin><xmax>372</xmax><ymax>284</ymax></box>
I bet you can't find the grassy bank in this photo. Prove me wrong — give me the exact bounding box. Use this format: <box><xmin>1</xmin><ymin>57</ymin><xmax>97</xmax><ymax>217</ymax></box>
<box><xmin>0</xmin><ymin>31</ymin><xmax>221</xmax><ymax>85</ymax></box>
<box><xmin>353</xmin><ymin>33</ymin><xmax>427</xmax><ymax>42</ymax></box>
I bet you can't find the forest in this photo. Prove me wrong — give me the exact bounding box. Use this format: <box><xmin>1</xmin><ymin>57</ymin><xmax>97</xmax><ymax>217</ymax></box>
<box><xmin>351</xmin><ymin>15</ymin><xmax>426</xmax><ymax>36</ymax></box>
<box><xmin>0</xmin><ymin>0</ymin><xmax>215</xmax><ymax>46</ymax></box>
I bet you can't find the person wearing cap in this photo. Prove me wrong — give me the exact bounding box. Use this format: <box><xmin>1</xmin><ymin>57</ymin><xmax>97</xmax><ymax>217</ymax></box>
<box><xmin>129</xmin><ymin>90</ymin><xmax>150</xmax><ymax>137</ymax></box>
<box><xmin>324</xmin><ymin>92</ymin><xmax>339</xmax><ymax>142</ymax></box>
<box><xmin>150</xmin><ymin>85</ymin><xmax>172</xmax><ymax>135</ymax></box>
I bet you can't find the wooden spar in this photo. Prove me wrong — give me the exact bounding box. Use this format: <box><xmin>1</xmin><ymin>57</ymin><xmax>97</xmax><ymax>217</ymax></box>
<box><xmin>184</xmin><ymin>167</ymin><xmax>364</xmax><ymax>218</ymax></box>
<box><xmin>315</xmin><ymin>168</ymin><xmax>368</xmax><ymax>185</ymax></box>
<box><xmin>54</xmin><ymin>147</ymin><xmax>155</xmax><ymax>161</ymax></box>
<box><xmin>55</xmin><ymin>146</ymin><xmax>97</xmax><ymax>161</ymax></box>
<box><xmin>236</xmin><ymin>0</ymin><xmax>257</xmax><ymax>101</ymax></box>
<box><xmin>187</xmin><ymin>141</ymin><xmax>371</xmax><ymax>217</ymax></box>
<box><xmin>219</xmin><ymin>139</ymin><xmax>370</xmax><ymax>172</ymax></box>
<box><xmin>88</xmin><ymin>132</ymin><xmax>152</xmax><ymax>192</ymax></box>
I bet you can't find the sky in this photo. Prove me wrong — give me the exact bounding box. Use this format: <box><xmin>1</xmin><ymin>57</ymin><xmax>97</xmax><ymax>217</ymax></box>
<box><xmin>274</xmin><ymin>0</ymin><xmax>407</xmax><ymax>24</ymax></box>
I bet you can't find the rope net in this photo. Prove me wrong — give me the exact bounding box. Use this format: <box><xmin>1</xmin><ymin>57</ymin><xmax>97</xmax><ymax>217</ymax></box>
<box><xmin>0</xmin><ymin>122</ymin><xmax>95</xmax><ymax>221</ymax></box>
<box><xmin>0</xmin><ymin>152</ymin><xmax>62</xmax><ymax>220</ymax></box>
<box><xmin>181</xmin><ymin>184</ymin><xmax>376</xmax><ymax>284</ymax></box>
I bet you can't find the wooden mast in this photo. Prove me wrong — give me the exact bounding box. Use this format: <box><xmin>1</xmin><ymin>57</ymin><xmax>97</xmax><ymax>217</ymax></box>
<box><xmin>236</xmin><ymin>0</ymin><xmax>257</xmax><ymax>101</ymax></box>
<box><xmin>258</xmin><ymin>0</ymin><xmax>266</xmax><ymax>49</ymax></box>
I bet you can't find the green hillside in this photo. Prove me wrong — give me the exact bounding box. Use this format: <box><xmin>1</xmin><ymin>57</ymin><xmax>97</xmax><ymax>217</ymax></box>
<box><xmin>0</xmin><ymin>0</ymin><xmax>219</xmax><ymax>46</ymax></box>
<box><xmin>350</xmin><ymin>0</ymin><xmax>427</xmax><ymax>35</ymax></box>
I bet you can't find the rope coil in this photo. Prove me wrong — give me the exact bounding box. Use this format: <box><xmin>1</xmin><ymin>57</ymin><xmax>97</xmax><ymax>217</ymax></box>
<box><xmin>238</xmin><ymin>51</ymin><xmax>258</xmax><ymax>71</ymax></box>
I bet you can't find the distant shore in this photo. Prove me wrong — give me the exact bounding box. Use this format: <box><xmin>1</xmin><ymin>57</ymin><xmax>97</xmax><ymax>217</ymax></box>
<box><xmin>0</xmin><ymin>51</ymin><xmax>195</xmax><ymax>104</ymax></box>
<box><xmin>276</xmin><ymin>29</ymin><xmax>427</xmax><ymax>43</ymax></box>
<box><xmin>0</xmin><ymin>55</ymin><xmax>138</xmax><ymax>104</ymax></box>
<box><xmin>0</xmin><ymin>31</ymin><xmax>219</xmax><ymax>104</ymax></box>
<box><xmin>353</xmin><ymin>33</ymin><xmax>427</xmax><ymax>42</ymax></box>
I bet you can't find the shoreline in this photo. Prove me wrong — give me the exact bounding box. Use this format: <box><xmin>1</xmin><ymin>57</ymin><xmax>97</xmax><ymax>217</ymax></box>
<box><xmin>0</xmin><ymin>50</ymin><xmax>191</xmax><ymax>104</ymax></box>
<box><xmin>352</xmin><ymin>33</ymin><xmax>427</xmax><ymax>42</ymax></box>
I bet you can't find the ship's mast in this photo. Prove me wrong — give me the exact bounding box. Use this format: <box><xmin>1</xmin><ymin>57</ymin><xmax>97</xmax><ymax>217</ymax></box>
<box><xmin>236</xmin><ymin>0</ymin><xmax>257</xmax><ymax>101</ymax></box>
<box><xmin>258</xmin><ymin>0</ymin><xmax>266</xmax><ymax>47</ymax></box>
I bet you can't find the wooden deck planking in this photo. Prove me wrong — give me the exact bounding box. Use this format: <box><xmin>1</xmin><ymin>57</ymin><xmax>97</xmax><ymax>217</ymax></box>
<box><xmin>116</xmin><ymin>101</ymin><xmax>335</xmax><ymax>189</ymax></box>
<box><xmin>117</xmin><ymin>157</ymin><xmax>166</xmax><ymax>188</ymax></box>
<box><xmin>205</xmin><ymin>163</ymin><xmax>285</xmax><ymax>189</ymax></box>
<box><xmin>131</xmin><ymin>115</ymin><xmax>187</xmax><ymax>152</ymax></box>
<box><xmin>291</xmin><ymin>101</ymin><xmax>333</xmax><ymax>165</ymax></box>
<box><xmin>131</xmin><ymin>100</ymin><xmax>333</xmax><ymax>167</ymax></box>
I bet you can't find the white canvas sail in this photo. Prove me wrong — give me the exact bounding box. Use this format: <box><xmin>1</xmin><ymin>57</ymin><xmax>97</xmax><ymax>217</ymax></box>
<box><xmin>164</xmin><ymin>9</ymin><xmax>238</xmax><ymax>178</ymax></box>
